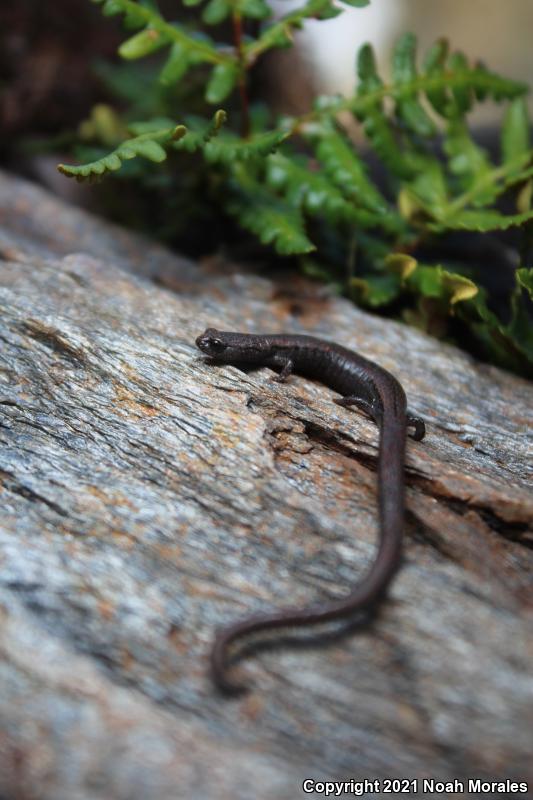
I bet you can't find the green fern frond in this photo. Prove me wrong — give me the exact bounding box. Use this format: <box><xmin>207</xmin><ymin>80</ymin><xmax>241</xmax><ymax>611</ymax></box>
<box><xmin>303</xmin><ymin>36</ymin><xmax>533</xmax><ymax>241</ymax></box>
<box><xmin>58</xmin><ymin>125</ymin><xmax>186</xmax><ymax>181</ymax></box>
<box><xmin>434</xmin><ymin>208</ymin><xmax>533</xmax><ymax>232</ymax></box>
<box><xmin>310</xmin><ymin>125</ymin><xmax>390</xmax><ymax>215</ymax></box>
<box><xmin>309</xmin><ymin>36</ymin><xmax>527</xmax><ymax>127</ymax></box>
<box><xmin>174</xmin><ymin>113</ymin><xmax>286</xmax><ymax>162</ymax></box>
<box><xmin>92</xmin><ymin>0</ymin><xmax>241</xmax><ymax>105</ymax></box>
<box><xmin>176</xmin><ymin>110</ymin><xmax>227</xmax><ymax>153</ymax></box>
<box><xmin>226</xmin><ymin>157</ymin><xmax>315</xmax><ymax>255</ymax></box>
<box><xmin>205</xmin><ymin>129</ymin><xmax>289</xmax><ymax>163</ymax></box>
<box><xmin>354</xmin><ymin>43</ymin><xmax>415</xmax><ymax>179</ymax></box>
<box><xmin>266</xmin><ymin>153</ymin><xmax>391</xmax><ymax>230</ymax></box>
<box><xmin>92</xmin><ymin>0</ymin><xmax>224</xmax><ymax>63</ymax></box>
<box><xmin>230</xmin><ymin>201</ymin><xmax>314</xmax><ymax>254</ymax></box>
<box><xmin>392</xmin><ymin>33</ymin><xmax>436</xmax><ymax>136</ymax></box>
<box><xmin>228</xmin><ymin>184</ymin><xmax>315</xmax><ymax>255</ymax></box>
<box><xmin>444</xmin><ymin>118</ymin><xmax>493</xmax><ymax>200</ymax></box>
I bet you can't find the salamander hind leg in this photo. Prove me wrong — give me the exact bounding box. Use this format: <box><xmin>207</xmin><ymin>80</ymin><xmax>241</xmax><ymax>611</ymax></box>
<box><xmin>407</xmin><ymin>414</ymin><xmax>426</xmax><ymax>441</ymax></box>
<box><xmin>334</xmin><ymin>395</ymin><xmax>382</xmax><ymax>427</ymax></box>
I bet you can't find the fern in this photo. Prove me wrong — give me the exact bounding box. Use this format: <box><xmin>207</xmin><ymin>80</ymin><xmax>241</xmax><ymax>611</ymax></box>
<box><xmin>58</xmin><ymin>124</ymin><xmax>186</xmax><ymax>180</ymax></box>
<box><xmin>58</xmin><ymin>2</ymin><xmax>533</xmax><ymax>376</ymax></box>
<box><xmin>228</xmin><ymin>185</ymin><xmax>315</xmax><ymax>255</ymax></box>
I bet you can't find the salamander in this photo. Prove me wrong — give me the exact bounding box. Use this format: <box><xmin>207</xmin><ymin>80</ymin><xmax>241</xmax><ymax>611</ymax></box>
<box><xmin>195</xmin><ymin>328</ymin><xmax>425</xmax><ymax>693</ymax></box>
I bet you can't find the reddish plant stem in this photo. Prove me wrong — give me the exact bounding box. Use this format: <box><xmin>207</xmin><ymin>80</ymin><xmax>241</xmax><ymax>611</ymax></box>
<box><xmin>233</xmin><ymin>12</ymin><xmax>250</xmax><ymax>139</ymax></box>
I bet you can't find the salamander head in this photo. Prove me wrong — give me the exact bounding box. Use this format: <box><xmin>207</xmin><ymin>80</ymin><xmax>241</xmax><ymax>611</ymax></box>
<box><xmin>195</xmin><ymin>328</ymin><xmax>229</xmax><ymax>358</ymax></box>
<box><xmin>195</xmin><ymin>328</ymin><xmax>269</xmax><ymax>363</ymax></box>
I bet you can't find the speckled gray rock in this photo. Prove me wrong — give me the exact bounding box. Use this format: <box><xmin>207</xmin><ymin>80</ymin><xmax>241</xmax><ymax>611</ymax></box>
<box><xmin>0</xmin><ymin>170</ymin><xmax>532</xmax><ymax>800</ymax></box>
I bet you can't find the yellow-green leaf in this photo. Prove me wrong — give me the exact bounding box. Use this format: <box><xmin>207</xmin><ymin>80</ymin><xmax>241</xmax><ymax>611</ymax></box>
<box><xmin>385</xmin><ymin>253</ymin><xmax>418</xmax><ymax>279</ymax></box>
<box><xmin>441</xmin><ymin>271</ymin><xmax>478</xmax><ymax>304</ymax></box>
<box><xmin>397</xmin><ymin>187</ymin><xmax>426</xmax><ymax>221</ymax></box>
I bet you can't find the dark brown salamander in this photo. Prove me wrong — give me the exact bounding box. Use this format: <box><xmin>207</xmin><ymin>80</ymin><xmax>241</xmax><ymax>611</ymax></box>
<box><xmin>195</xmin><ymin>328</ymin><xmax>425</xmax><ymax>694</ymax></box>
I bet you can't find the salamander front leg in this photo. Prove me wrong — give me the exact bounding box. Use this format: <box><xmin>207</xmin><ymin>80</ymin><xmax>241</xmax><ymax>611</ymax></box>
<box><xmin>407</xmin><ymin>414</ymin><xmax>425</xmax><ymax>441</ymax></box>
<box><xmin>271</xmin><ymin>357</ymin><xmax>294</xmax><ymax>383</ymax></box>
<box><xmin>334</xmin><ymin>395</ymin><xmax>382</xmax><ymax>428</ymax></box>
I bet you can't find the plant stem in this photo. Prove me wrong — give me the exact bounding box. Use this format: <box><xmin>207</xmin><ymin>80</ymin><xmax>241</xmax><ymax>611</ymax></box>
<box><xmin>288</xmin><ymin>70</ymin><xmax>527</xmax><ymax>136</ymax></box>
<box><xmin>233</xmin><ymin>11</ymin><xmax>251</xmax><ymax>139</ymax></box>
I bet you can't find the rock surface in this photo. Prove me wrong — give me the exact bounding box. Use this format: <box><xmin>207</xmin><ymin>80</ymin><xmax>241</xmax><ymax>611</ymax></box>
<box><xmin>0</xmin><ymin>170</ymin><xmax>532</xmax><ymax>799</ymax></box>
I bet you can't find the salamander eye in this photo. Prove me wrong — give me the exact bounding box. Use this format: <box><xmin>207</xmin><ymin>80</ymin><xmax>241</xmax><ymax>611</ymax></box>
<box><xmin>208</xmin><ymin>337</ymin><xmax>227</xmax><ymax>352</ymax></box>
